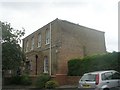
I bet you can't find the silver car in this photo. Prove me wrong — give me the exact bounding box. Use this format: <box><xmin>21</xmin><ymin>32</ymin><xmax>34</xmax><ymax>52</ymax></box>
<box><xmin>78</xmin><ymin>70</ymin><xmax>120</xmax><ymax>90</ymax></box>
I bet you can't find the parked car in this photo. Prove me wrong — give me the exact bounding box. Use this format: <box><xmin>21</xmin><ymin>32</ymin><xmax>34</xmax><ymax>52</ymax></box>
<box><xmin>78</xmin><ymin>70</ymin><xmax>120</xmax><ymax>90</ymax></box>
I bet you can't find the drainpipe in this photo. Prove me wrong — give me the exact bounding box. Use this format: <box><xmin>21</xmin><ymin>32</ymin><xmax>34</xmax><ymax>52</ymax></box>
<box><xmin>49</xmin><ymin>23</ymin><xmax>52</xmax><ymax>76</ymax></box>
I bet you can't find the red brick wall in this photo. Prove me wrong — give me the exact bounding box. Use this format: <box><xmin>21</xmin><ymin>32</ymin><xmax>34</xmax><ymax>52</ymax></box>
<box><xmin>55</xmin><ymin>74</ymin><xmax>67</xmax><ymax>85</ymax></box>
<box><xmin>67</xmin><ymin>76</ymin><xmax>81</xmax><ymax>85</ymax></box>
<box><xmin>54</xmin><ymin>74</ymin><xmax>81</xmax><ymax>85</ymax></box>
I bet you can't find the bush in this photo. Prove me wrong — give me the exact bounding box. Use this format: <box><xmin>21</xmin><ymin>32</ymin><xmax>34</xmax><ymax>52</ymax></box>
<box><xmin>35</xmin><ymin>73</ymin><xmax>51</xmax><ymax>88</ymax></box>
<box><xmin>45</xmin><ymin>80</ymin><xmax>59</xmax><ymax>89</ymax></box>
<box><xmin>21</xmin><ymin>74</ymin><xmax>32</xmax><ymax>85</ymax></box>
<box><xmin>10</xmin><ymin>74</ymin><xmax>32</xmax><ymax>85</ymax></box>
<box><xmin>10</xmin><ymin>75</ymin><xmax>21</xmax><ymax>85</ymax></box>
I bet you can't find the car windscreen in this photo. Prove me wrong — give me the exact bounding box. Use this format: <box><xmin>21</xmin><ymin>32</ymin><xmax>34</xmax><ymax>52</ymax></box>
<box><xmin>80</xmin><ymin>74</ymin><xmax>96</xmax><ymax>82</ymax></box>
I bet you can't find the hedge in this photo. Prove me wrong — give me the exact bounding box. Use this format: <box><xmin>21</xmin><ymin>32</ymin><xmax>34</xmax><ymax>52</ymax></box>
<box><xmin>68</xmin><ymin>52</ymin><xmax>120</xmax><ymax>76</ymax></box>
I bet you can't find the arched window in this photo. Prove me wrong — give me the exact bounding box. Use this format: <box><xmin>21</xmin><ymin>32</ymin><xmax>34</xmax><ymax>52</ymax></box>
<box><xmin>45</xmin><ymin>29</ymin><xmax>50</xmax><ymax>45</ymax></box>
<box><xmin>44</xmin><ymin>56</ymin><xmax>48</xmax><ymax>73</ymax></box>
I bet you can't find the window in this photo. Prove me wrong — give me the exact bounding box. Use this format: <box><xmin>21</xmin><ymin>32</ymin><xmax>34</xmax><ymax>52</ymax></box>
<box><xmin>31</xmin><ymin>37</ymin><xmax>34</xmax><ymax>50</ymax></box>
<box><xmin>101</xmin><ymin>73</ymin><xmax>106</xmax><ymax>80</ymax></box>
<box><xmin>26</xmin><ymin>61</ymin><xmax>31</xmax><ymax>71</ymax></box>
<box><xmin>26</xmin><ymin>40</ymin><xmax>29</xmax><ymax>52</ymax></box>
<box><xmin>112</xmin><ymin>72</ymin><xmax>120</xmax><ymax>79</ymax></box>
<box><xmin>44</xmin><ymin>56</ymin><xmax>48</xmax><ymax>73</ymax></box>
<box><xmin>102</xmin><ymin>72</ymin><xmax>112</xmax><ymax>80</ymax></box>
<box><xmin>45</xmin><ymin>29</ymin><xmax>50</xmax><ymax>45</ymax></box>
<box><xmin>38</xmin><ymin>34</ymin><xmax>41</xmax><ymax>47</ymax></box>
<box><xmin>80</xmin><ymin>74</ymin><xmax>96</xmax><ymax>81</ymax></box>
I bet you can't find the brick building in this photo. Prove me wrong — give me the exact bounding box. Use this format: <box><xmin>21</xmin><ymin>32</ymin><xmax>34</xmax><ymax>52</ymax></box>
<box><xmin>22</xmin><ymin>18</ymin><xmax>106</xmax><ymax>77</ymax></box>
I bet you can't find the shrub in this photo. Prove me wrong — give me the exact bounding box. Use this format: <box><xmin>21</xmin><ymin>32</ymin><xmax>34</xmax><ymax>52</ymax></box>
<box><xmin>21</xmin><ymin>74</ymin><xmax>32</xmax><ymax>85</ymax></box>
<box><xmin>10</xmin><ymin>75</ymin><xmax>22</xmax><ymax>85</ymax></box>
<box><xmin>35</xmin><ymin>73</ymin><xmax>51</xmax><ymax>88</ymax></box>
<box><xmin>45</xmin><ymin>80</ymin><xmax>59</xmax><ymax>89</ymax></box>
<box><xmin>10</xmin><ymin>74</ymin><xmax>32</xmax><ymax>85</ymax></box>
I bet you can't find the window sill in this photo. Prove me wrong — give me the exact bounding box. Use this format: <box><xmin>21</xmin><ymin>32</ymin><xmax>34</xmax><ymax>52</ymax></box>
<box><xmin>37</xmin><ymin>46</ymin><xmax>41</xmax><ymax>48</ymax></box>
<box><xmin>44</xmin><ymin>71</ymin><xmax>48</xmax><ymax>74</ymax></box>
<box><xmin>45</xmin><ymin>43</ymin><xmax>50</xmax><ymax>46</ymax></box>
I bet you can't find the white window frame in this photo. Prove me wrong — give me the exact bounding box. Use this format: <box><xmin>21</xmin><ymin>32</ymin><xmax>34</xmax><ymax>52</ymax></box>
<box><xmin>38</xmin><ymin>34</ymin><xmax>41</xmax><ymax>47</ymax></box>
<box><xmin>31</xmin><ymin>37</ymin><xmax>34</xmax><ymax>50</ymax></box>
<box><xmin>44</xmin><ymin>56</ymin><xmax>48</xmax><ymax>73</ymax></box>
<box><xmin>45</xmin><ymin>29</ymin><xmax>50</xmax><ymax>45</ymax></box>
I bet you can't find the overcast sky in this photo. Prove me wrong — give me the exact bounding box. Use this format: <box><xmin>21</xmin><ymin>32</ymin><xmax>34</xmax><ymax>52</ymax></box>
<box><xmin>0</xmin><ymin>0</ymin><xmax>119</xmax><ymax>52</ymax></box>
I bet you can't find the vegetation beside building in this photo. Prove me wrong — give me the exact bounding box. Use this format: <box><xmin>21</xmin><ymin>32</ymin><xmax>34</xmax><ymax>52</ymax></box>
<box><xmin>2</xmin><ymin>21</ymin><xmax>25</xmax><ymax>75</ymax></box>
<box><xmin>68</xmin><ymin>52</ymin><xmax>120</xmax><ymax>76</ymax></box>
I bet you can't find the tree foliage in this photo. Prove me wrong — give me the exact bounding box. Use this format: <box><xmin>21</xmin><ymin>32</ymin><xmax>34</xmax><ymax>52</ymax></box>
<box><xmin>2</xmin><ymin>21</ymin><xmax>25</xmax><ymax>72</ymax></box>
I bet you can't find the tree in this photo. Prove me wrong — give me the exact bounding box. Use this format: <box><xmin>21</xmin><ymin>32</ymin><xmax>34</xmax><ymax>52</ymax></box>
<box><xmin>1</xmin><ymin>21</ymin><xmax>25</xmax><ymax>75</ymax></box>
